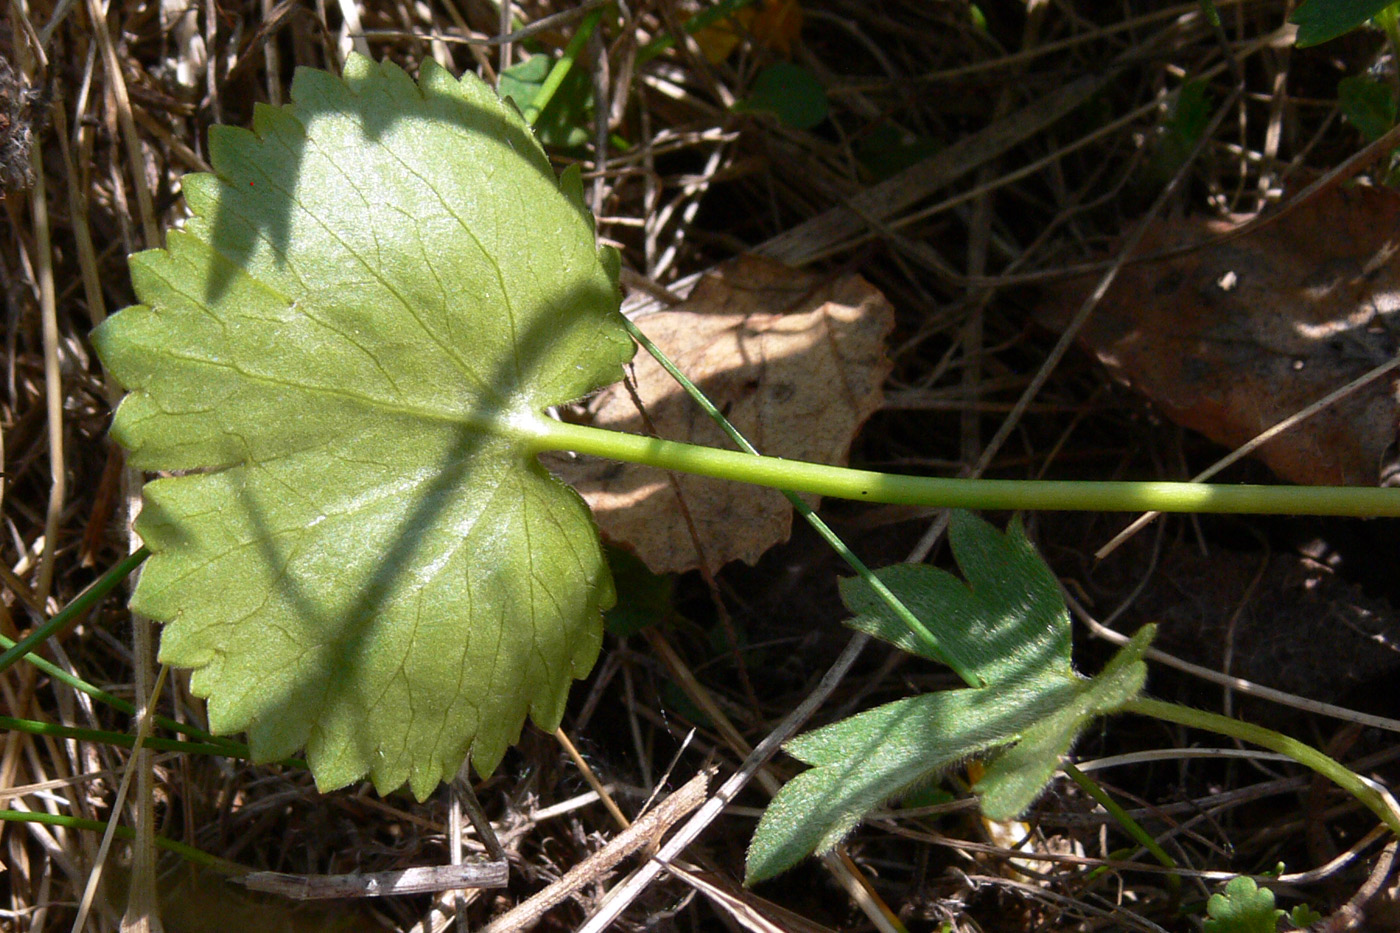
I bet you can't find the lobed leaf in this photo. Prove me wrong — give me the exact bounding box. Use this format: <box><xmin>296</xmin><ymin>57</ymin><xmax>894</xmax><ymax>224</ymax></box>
<box><xmin>974</xmin><ymin>625</ymin><xmax>1151</xmax><ymax>819</ymax></box>
<box><xmin>746</xmin><ymin>512</ymin><xmax>1152</xmax><ymax>883</ymax></box>
<box><xmin>838</xmin><ymin>512</ymin><xmax>1070</xmax><ymax>686</ymax></box>
<box><xmin>1203</xmin><ymin>876</ymin><xmax>1284</xmax><ymax>933</ymax></box>
<box><xmin>745</xmin><ymin>679</ymin><xmax>1079</xmax><ymax>884</ymax></box>
<box><xmin>93</xmin><ymin>56</ymin><xmax>634</xmax><ymax>798</ymax></box>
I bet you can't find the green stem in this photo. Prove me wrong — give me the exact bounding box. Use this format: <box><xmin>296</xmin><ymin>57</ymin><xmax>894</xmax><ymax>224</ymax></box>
<box><xmin>530</xmin><ymin>419</ymin><xmax>1400</xmax><ymax>517</ymax></box>
<box><xmin>0</xmin><ymin>808</ymin><xmax>247</xmax><ymax>875</ymax></box>
<box><xmin>1125</xmin><ymin>697</ymin><xmax>1400</xmax><ymax>837</ymax></box>
<box><xmin>1061</xmin><ymin>761</ymin><xmax>1180</xmax><ymax>894</ymax></box>
<box><xmin>524</xmin><ymin>6</ymin><xmax>605</xmax><ymax>126</ymax></box>
<box><xmin>0</xmin><ymin>628</ymin><xmax>245</xmax><ymax>752</ymax></box>
<box><xmin>616</xmin><ymin>317</ymin><xmax>978</xmax><ymax>685</ymax></box>
<box><xmin>0</xmin><ymin>715</ymin><xmax>244</xmax><ymax>758</ymax></box>
<box><xmin>0</xmin><ymin>547</ymin><xmax>150</xmax><ymax>677</ymax></box>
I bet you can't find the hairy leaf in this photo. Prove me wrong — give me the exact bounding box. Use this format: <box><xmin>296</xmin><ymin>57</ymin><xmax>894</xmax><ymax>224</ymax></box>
<box><xmin>746</xmin><ymin>512</ymin><xmax>1151</xmax><ymax>883</ymax></box>
<box><xmin>839</xmin><ymin>511</ymin><xmax>1070</xmax><ymax>683</ymax></box>
<box><xmin>93</xmin><ymin>56</ymin><xmax>633</xmax><ymax>797</ymax></box>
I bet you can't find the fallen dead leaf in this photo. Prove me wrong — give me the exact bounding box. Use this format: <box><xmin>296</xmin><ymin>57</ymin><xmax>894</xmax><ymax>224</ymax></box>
<box><xmin>1041</xmin><ymin>184</ymin><xmax>1400</xmax><ymax>486</ymax></box>
<box><xmin>694</xmin><ymin>0</ymin><xmax>804</xmax><ymax>63</ymax></box>
<box><xmin>548</xmin><ymin>255</ymin><xmax>893</xmax><ymax>575</ymax></box>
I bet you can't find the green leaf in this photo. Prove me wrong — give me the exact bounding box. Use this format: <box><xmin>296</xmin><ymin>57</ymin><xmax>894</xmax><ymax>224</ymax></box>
<box><xmin>498</xmin><ymin>54</ymin><xmax>593</xmax><ymax>149</ymax></box>
<box><xmin>1292</xmin><ymin>0</ymin><xmax>1396</xmax><ymax>46</ymax></box>
<box><xmin>1146</xmin><ymin>79</ymin><xmax>1212</xmax><ymax>185</ymax></box>
<box><xmin>745</xmin><ymin>512</ymin><xmax>1152</xmax><ymax>883</ymax></box>
<box><xmin>497</xmin><ymin>53</ymin><xmax>553</xmax><ymax>107</ymax></box>
<box><xmin>1336</xmin><ymin>76</ymin><xmax>1400</xmax><ymax>187</ymax></box>
<box><xmin>603</xmin><ymin>545</ymin><xmax>672</xmax><ymax>637</ymax></box>
<box><xmin>735</xmin><ymin>62</ymin><xmax>828</xmax><ymax>130</ymax></box>
<box><xmin>1203</xmin><ymin>876</ymin><xmax>1284</xmax><ymax>933</ymax></box>
<box><xmin>1339</xmin><ymin>75</ymin><xmax>1396</xmax><ymax>142</ymax></box>
<box><xmin>974</xmin><ymin>625</ymin><xmax>1151</xmax><ymax>819</ymax></box>
<box><xmin>839</xmin><ymin>512</ymin><xmax>1070</xmax><ymax>684</ymax></box>
<box><xmin>91</xmin><ymin>56</ymin><xmax>634</xmax><ymax>798</ymax></box>
<box><xmin>1288</xmin><ymin>903</ymin><xmax>1324</xmax><ymax>928</ymax></box>
<box><xmin>745</xmin><ymin>680</ymin><xmax>1078</xmax><ymax>884</ymax></box>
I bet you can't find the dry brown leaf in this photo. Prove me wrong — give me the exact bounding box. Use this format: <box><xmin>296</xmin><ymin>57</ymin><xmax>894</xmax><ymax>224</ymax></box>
<box><xmin>694</xmin><ymin>0</ymin><xmax>804</xmax><ymax>62</ymax></box>
<box><xmin>1042</xmin><ymin>185</ymin><xmax>1400</xmax><ymax>486</ymax></box>
<box><xmin>549</xmin><ymin>255</ymin><xmax>893</xmax><ymax>575</ymax></box>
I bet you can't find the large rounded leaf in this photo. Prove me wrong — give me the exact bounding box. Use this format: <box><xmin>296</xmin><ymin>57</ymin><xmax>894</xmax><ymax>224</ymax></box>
<box><xmin>92</xmin><ymin>56</ymin><xmax>634</xmax><ymax>797</ymax></box>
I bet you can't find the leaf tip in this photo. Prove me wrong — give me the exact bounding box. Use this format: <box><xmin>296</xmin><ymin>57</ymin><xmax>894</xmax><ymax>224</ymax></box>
<box><xmin>339</xmin><ymin>51</ymin><xmax>377</xmax><ymax>83</ymax></box>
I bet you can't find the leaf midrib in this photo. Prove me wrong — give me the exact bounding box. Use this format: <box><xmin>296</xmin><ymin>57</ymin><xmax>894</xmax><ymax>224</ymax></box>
<box><xmin>151</xmin><ymin>347</ymin><xmax>544</xmax><ymax>441</ymax></box>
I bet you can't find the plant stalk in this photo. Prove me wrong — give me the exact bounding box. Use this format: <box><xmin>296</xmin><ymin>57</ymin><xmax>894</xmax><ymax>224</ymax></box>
<box><xmin>1125</xmin><ymin>697</ymin><xmax>1400</xmax><ymax>837</ymax></box>
<box><xmin>1061</xmin><ymin>761</ymin><xmax>1180</xmax><ymax>894</ymax></box>
<box><xmin>616</xmin><ymin>316</ymin><xmax>978</xmax><ymax>685</ymax></box>
<box><xmin>532</xmin><ymin>420</ymin><xmax>1400</xmax><ymax>517</ymax></box>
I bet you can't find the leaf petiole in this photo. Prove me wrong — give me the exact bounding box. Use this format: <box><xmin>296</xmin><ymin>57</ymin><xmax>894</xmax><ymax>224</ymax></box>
<box><xmin>618</xmin><ymin>315</ymin><xmax>977</xmax><ymax>684</ymax></box>
<box><xmin>531</xmin><ymin>418</ymin><xmax>1400</xmax><ymax>517</ymax></box>
<box><xmin>1124</xmin><ymin>697</ymin><xmax>1400</xmax><ymax>837</ymax></box>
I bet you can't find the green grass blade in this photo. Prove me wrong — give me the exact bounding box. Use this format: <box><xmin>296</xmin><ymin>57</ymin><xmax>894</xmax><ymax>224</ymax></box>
<box><xmin>0</xmin><ymin>715</ymin><xmax>255</xmax><ymax>759</ymax></box>
<box><xmin>0</xmin><ymin>808</ymin><xmax>247</xmax><ymax>874</ymax></box>
<box><xmin>0</xmin><ymin>547</ymin><xmax>149</xmax><ymax>677</ymax></box>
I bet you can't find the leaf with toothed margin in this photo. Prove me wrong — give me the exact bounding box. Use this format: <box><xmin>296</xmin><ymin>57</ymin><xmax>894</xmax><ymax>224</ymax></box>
<box><xmin>91</xmin><ymin>55</ymin><xmax>634</xmax><ymax>798</ymax></box>
<box><xmin>745</xmin><ymin>512</ymin><xmax>1152</xmax><ymax>883</ymax></box>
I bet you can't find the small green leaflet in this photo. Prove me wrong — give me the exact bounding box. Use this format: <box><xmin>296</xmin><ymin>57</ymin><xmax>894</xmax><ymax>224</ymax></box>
<box><xmin>1338</xmin><ymin>75</ymin><xmax>1397</xmax><ymax>142</ymax></box>
<box><xmin>745</xmin><ymin>511</ymin><xmax>1152</xmax><ymax>883</ymax></box>
<box><xmin>1203</xmin><ymin>876</ymin><xmax>1284</xmax><ymax>933</ymax></box>
<box><xmin>92</xmin><ymin>56</ymin><xmax>634</xmax><ymax>798</ymax></box>
<box><xmin>1291</xmin><ymin>0</ymin><xmax>1395</xmax><ymax>47</ymax></box>
<box><xmin>734</xmin><ymin>62</ymin><xmax>829</xmax><ymax>130</ymax></box>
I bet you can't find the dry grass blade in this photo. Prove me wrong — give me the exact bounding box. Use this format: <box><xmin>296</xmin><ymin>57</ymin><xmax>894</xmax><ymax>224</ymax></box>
<box><xmin>480</xmin><ymin>768</ymin><xmax>710</xmax><ymax>933</ymax></box>
<box><xmin>577</xmin><ymin>633</ymin><xmax>871</xmax><ymax>933</ymax></box>
<box><xmin>757</xmin><ymin>71</ymin><xmax>1117</xmax><ymax>265</ymax></box>
<box><xmin>239</xmin><ymin>860</ymin><xmax>509</xmax><ymax>899</ymax></box>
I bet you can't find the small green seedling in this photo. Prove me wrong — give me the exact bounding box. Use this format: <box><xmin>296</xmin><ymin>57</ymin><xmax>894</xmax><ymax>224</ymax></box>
<box><xmin>744</xmin><ymin>513</ymin><xmax>1400</xmax><ymax>881</ymax></box>
<box><xmin>1202</xmin><ymin>876</ymin><xmax>1289</xmax><ymax>933</ymax></box>
<box><xmin>86</xmin><ymin>54</ymin><xmax>1400</xmax><ymax>837</ymax></box>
